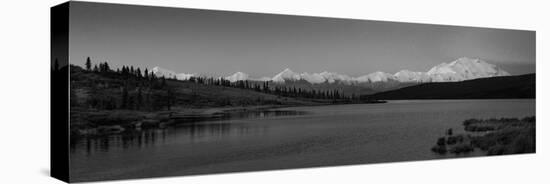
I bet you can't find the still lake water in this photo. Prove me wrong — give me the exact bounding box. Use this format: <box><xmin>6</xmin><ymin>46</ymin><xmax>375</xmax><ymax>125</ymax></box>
<box><xmin>70</xmin><ymin>99</ymin><xmax>535</xmax><ymax>181</ymax></box>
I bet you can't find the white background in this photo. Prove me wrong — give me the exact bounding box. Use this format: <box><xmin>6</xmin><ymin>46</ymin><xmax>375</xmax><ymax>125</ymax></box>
<box><xmin>0</xmin><ymin>0</ymin><xmax>547</xmax><ymax>183</ymax></box>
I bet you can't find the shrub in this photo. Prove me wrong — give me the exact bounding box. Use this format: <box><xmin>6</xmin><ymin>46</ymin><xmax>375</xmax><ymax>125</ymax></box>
<box><xmin>431</xmin><ymin>145</ymin><xmax>447</xmax><ymax>154</ymax></box>
<box><xmin>449</xmin><ymin>144</ymin><xmax>474</xmax><ymax>154</ymax></box>
<box><xmin>437</xmin><ymin>137</ymin><xmax>446</xmax><ymax>146</ymax></box>
<box><xmin>446</xmin><ymin>128</ymin><xmax>453</xmax><ymax>136</ymax></box>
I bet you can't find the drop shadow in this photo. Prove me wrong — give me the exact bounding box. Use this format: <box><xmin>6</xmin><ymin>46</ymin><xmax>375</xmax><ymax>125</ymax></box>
<box><xmin>40</xmin><ymin>168</ymin><xmax>50</xmax><ymax>176</ymax></box>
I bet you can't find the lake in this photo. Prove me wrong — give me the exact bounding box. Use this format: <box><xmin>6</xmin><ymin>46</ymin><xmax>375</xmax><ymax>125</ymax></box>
<box><xmin>69</xmin><ymin>99</ymin><xmax>535</xmax><ymax>182</ymax></box>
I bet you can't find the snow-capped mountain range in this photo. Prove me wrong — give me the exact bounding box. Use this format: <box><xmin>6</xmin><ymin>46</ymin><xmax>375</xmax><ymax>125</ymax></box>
<box><xmin>152</xmin><ymin>57</ymin><xmax>510</xmax><ymax>84</ymax></box>
<box><xmin>151</xmin><ymin>66</ymin><xmax>194</xmax><ymax>80</ymax></box>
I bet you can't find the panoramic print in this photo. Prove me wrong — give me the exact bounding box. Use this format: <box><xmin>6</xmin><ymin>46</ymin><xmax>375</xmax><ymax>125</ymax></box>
<box><xmin>56</xmin><ymin>1</ymin><xmax>535</xmax><ymax>182</ymax></box>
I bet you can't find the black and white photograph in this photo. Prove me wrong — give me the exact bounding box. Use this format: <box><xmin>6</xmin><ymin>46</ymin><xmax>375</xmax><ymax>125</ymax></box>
<box><xmin>4</xmin><ymin>0</ymin><xmax>549</xmax><ymax>184</ymax></box>
<box><xmin>48</xmin><ymin>1</ymin><xmax>539</xmax><ymax>182</ymax></box>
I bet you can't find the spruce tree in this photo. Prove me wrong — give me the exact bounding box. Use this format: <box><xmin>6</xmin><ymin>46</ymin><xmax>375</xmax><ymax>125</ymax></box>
<box><xmin>104</xmin><ymin>62</ymin><xmax>110</xmax><ymax>72</ymax></box>
<box><xmin>144</xmin><ymin>68</ymin><xmax>149</xmax><ymax>80</ymax></box>
<box><xmin>85</xmin><ymin>57</ymin><xmax>91</xmax><ymax>71</ymax></box>
<box><xmin>136</xmin><ymin>68</ymin><xmax>142</xmax><ymax>78</ymax></box>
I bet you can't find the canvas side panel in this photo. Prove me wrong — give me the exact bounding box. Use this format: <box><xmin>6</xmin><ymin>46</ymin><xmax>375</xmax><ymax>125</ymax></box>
<box><xmin>51</xmin><ymin>2</ymin><xmax>70</xmax><ymax>183</ymax></box>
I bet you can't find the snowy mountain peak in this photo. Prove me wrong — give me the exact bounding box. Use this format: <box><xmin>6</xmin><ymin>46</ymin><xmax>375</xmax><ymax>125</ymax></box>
<box><xmin>255</xmin><ymin>77</ymin><xmax>273</xmax><ymax>81</ymax></box>
<box><xmin>427</xmin><ymin>57</ymin><xmax>510</xmax><ymax>82</ymax></box>
<box><xmin>272</xmin><ymin>68</ymin><xmax>301</xmax><ymax>82</ymax></box>
<box><xmin>354</xmin><ymin>71</ymin><xmax>396</xmax><ymax>83</ymax></box>
<box><xmin>299</xmin><ymin>72</ymin><xmax>325</xmax><ymax>84</ymax></box>
<box><xmin>152</xmin><ymin>66</ymin><xmax>177</xmax><ymax>78</ymax></box>
<box><xmin>394</xmin><ymin>70</ymin><xmax>430</xmax><ymax>82</ymax></box>
<box><xmin>225</xmin><ymin>72</ymin><xmax>249</xmax><ymax>82</ymax></box>
<box><xmin>271</xmin><ymin>69</ymin><xmax>355</xmax><ymax>84</ymax></box>
<box><xmin>452</xmin><ymin>57</ymin><xmax>482</xmax><ymax>65</ymax></box>
<box><xmin>152</xmin><ymin>66</ymin><xmax>194</xmax><ymax>80</ymax></box>
<box><xmin>318</xmin><ymin>72</ymin><xmax>353</xmax><ymax>84</ymax></box>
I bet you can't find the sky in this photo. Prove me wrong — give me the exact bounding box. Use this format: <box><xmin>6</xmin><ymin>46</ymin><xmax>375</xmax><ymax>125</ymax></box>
<box><xmin>69</xmin><ymin>1</ymin><xmax>535</xmax><ymax>77</ymax></box>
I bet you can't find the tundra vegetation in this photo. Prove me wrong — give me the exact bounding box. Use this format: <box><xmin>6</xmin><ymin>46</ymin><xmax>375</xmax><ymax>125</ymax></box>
<box><xmin>431</xmin><ymin>116</ymin><xmax>535</xmax><ymax>156</ymax></box>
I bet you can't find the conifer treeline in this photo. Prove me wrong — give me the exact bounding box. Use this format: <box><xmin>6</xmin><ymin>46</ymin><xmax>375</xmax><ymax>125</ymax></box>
<box><xmin>185</xmin><ymin>75</ymin><xmax>351</xmax><ymax>100</ymax></box>
<box><xmin>77</xmin><ymin>57</ymin><xmax>359</xmax><ymax>111</ymax></box>
<box><xmin>76</xmin><ymin>57</ymin><xmax>175</xmax><ymax>111</ymax></box>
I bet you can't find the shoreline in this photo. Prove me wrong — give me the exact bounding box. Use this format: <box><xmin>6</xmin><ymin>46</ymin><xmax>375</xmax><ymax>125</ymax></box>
<box><xmin>70</xmin><ymin>100</ymin><xmax>386</xmax><ymax>138</ymax></box>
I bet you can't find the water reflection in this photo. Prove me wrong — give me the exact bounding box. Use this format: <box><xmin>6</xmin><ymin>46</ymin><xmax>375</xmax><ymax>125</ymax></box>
<box><xmin>70</xmin><ymin>110</ymin><xmax>305</xmax><ymax>156</ymax></box>
<box><xmin>171</xmin><ymin>110</ymin><xmax>307</xmax><ymax>124</ymax></box>
<box><xmin>221</xmin><ymin>110</ymin><xmax>307</xmax><ymax>119</ymax></box>
<box><xmin>71</xmin><ymin>129</ymin><xmax>167</xmax><ymax>156</ymax></box>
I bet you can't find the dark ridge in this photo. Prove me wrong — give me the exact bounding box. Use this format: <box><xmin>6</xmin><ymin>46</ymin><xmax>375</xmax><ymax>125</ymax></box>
<box><xmin>364</xmin><ymin>74</ymin><xmax>535</xmax><ymax>100</ymax></box>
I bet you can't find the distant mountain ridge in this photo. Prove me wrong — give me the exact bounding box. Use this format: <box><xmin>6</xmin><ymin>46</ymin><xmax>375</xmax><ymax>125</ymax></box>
<box><xmin>264</xmin><ymin>57</ymin><xmax>510</xmax><ymax>84</ymax></box>
<box><xmin>152</xmin><ymin>57</ymin><xmax>511</xmax><ymax>84</ymax></box>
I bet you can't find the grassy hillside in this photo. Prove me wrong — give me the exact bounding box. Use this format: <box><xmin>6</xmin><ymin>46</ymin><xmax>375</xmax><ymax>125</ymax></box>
<box><xmin>70</xmin><ymin>65</ymin><xmax>333</xmax><ymax>111</ymax></box>
<box><xmin>364</xmin><ymin>74</ymin><xmax>535</xmax><ymax>100</ymax></box>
